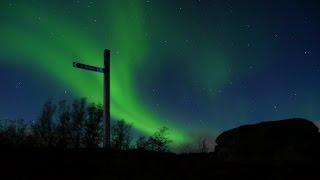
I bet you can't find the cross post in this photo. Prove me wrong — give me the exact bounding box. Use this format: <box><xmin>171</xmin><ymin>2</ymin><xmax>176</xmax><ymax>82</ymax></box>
<box><xmin>103</xmin><ymin>49</ymin><xmax>110</xmax><ymax>148</ymax></box>
<box><xmin>72</xmin><ymin>49</ymin><xmax>111</xmax><ymax>148</ymax></box>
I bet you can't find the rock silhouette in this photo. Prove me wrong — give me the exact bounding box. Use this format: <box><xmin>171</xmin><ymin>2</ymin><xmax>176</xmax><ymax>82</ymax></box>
<box><xmin>215</xmin><ymin>118</ymin><xmax>320</xmax><ymax>163</ymax></box>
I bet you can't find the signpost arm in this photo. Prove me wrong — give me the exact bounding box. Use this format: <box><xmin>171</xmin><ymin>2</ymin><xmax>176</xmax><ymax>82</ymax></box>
<box><xmin>104</xmin><ymin>49</ymin><xmax>111</xmax><ymax>148</ymax></box>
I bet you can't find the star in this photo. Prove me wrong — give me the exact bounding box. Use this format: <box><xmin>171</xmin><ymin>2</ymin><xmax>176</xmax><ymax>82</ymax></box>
<box><xmin>64</xmin><ymin>90</ymin><xmax>68</xmax><ymax>94</ymax></box>
<box><xmin>15</xmin><ymin>81</ymin><xmax>23</xmax><ymax>89</ymax></box>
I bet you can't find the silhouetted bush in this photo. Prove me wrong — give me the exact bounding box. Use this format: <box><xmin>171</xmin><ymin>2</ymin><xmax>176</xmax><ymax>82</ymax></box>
<box><xmin>147</xmin><ymin>126</ymin><xmax>172</xmax><ymax>152</ymax></box>
<box><xmin>136</xmin><ymin>136</ymin><xmax>149</xmax><ymax>149</ymax></box>
<box><xmin>83</xmin><ymin>103</ymin><xmax>103</xmax><ymax>148</ymax></box>
<box><xmin>134</xmin><ymin>127</ymin><xmax>172</xmax><ymax>152</ymax></box>
<box><xmin>70</xmin><ymin>98</ymin><xmax>87</xmax><ymax>148</ymax></box>
<box><xmin>0</xmin><ymin>119</ymin><xmax>28</xmax><ymax>147</ymax></box>
<box><xmin>199</xmin><ymin>137</ymin><xmax>209</xmax><ymax>153</ymax></box>
<box><xmin>55</xmin><ymin>100</ymin><xmax>72</xmax><ymax>148</ymax></box>
<box><xmin>111</xmin><ymin>119</ymin><xmax>132</xmax><ymax>150</ymax></box>
<box><xmin>32</xmin><ymin>100</ymin><xmax>56</xmax><ymax>147</ymax></box>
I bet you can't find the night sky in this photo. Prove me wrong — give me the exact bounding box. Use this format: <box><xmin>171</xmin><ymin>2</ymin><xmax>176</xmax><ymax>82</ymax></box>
<box><xmin>1</xmin><ymin>0</ymin><xmax>320</xmax><ymax>145</ymax></box>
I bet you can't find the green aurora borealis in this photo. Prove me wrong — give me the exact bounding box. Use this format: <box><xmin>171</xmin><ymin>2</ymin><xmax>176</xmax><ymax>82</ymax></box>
<box><xmin>1</xmin><ymin>1</ymin><xmax>190</xmax><ymax>144</ymax></box>
<box><xmin>1</xmin><ymin>0</ymin><xmax>320</xmax><ymax>146</ymax></box>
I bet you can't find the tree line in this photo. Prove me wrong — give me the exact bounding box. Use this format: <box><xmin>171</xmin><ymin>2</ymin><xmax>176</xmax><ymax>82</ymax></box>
<box><xmin>0</xmin><ymin>98</ymin><xmax>171</xmax><ymax>152</ymax></box>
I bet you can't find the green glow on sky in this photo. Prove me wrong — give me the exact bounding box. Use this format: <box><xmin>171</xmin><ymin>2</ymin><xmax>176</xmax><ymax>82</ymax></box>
<box><xmin>0</xmin><ymin>1</ymin><xmax>188</xmax><ymax>144</ymax></box>
<box><xmin>1</xmin><ymin>0</ymin><xmax>320</xmax><ymax>148</ymax></box>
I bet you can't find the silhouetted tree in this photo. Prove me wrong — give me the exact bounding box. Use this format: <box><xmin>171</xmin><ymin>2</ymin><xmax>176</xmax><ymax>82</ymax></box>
<box><xmin>0</xmin><ymin>118</ymin><xmax>28</xmax><ymax>147</ymax></box>
<box><xmin>70</xmin><ymin>98</ymin><xmax>86</xmax><ymax>148</ymax></box>
<box><xmin>11</xmin><ymin>119</ymin><xmax>28</xmax><ymax>146</ymax></box>
<box><xmin>55</xmin><ymin>100</ymin><xmax>71</xmax><ymax>148</ymax></box>
<box><xmin>199</xmin><ymin>137</ymin><xmax>209</xmax><ymax>153</ymax></box>
<box><xmin>148</xmin><ymin>127</ymin><xmax>172</xmax><ymax>152</ymax></box>
<box><xmin>83</xmin><ymin>103</ymin><xmax>103</xmax><ymax>148</ymax></box>
<box><xmin>111</xmin><ymin>119</ymin><xmax>132</xmax><ymax>150</ymax></box>
<box><xmin>136</xmin><ymin>136</ymin><xmax>149</xmax><ymax>150</ymax></box>
<box><xmin>32</xmin><ymin>100</ymin><xmax>56</xmax><ymax>147</ymax></box>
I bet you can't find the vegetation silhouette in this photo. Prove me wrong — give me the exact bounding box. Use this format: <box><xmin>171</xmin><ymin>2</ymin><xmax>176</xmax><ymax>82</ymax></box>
<box><xmin>111</xmin><ymin>119</ymin><xmax>132</xmax><ymax>150</ymax></box>
<box><xmin>0</xmin><ymin>99</ymin><xmax>320</xmax><ymax>179</ymax></box>
<box><xmin>0</xmin><ymin>98</ymin><xmax>172</xmax><ymax>151</ymax></box>
<box><xmin>135</xmin><ymin>126</ymin><xmax>172</xmax><ymax>152</ymax></box>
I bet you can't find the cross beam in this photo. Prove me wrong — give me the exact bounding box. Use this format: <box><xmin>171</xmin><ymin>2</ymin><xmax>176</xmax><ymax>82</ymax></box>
<box><xmin>73</xmin><ymin>49</ymin><xmax>110</xmax><ymax>148</ymax></box>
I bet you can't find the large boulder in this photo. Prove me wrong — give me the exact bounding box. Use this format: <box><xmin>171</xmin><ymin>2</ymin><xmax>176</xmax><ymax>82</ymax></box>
<box><xmin>215</xmin><ymin>118</ymin><xmax>320</xmax><ymax>163</ymax></box>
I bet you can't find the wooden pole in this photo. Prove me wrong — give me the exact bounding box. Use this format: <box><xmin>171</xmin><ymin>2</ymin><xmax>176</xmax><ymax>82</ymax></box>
<box><xmin>103</xmin><ymin>49</ymin><xmax>110</xmax><ymax>148</ymax></box>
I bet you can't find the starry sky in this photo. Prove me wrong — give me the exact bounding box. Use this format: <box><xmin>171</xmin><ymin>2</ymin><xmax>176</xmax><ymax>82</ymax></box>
<box><xmin>0</xmin><ymin>0</ymin><xmax>320</xmax><ymax>145</ymax></box>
